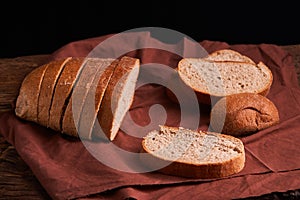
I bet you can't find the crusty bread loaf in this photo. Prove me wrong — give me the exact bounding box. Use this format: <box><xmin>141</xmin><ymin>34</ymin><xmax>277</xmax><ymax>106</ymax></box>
<box><xmin>95</xmin><ymin>56</ymin><xmax>140</xmax><ymax>141</ymax></box>
<box><xmin>37</xmin><ymin>57</ymin><xmax>71</xmax><ymax>127</ymax></box>
<box><xmin>177</xmin><ymin>58</ymin><xmax>273</xmax><ymax>104</ymax></box>
<box><xmin>210</xmin><ymin>92</ymin><xmax>280</xmax><ymax>136</ymax></box>
<box><xmin>15</xmin><ymin>63</ymin><xmax>49</xmax><ymax>122</ymax></box>
<box><xmin>15</xmin><ymin>56</ymin><xmax>140</xmax><ymax>141</ymax></box>
<box><xmin>140</xmin><ymin>125</ymin><xmax>245</xmax><ymax>179</ymax></box>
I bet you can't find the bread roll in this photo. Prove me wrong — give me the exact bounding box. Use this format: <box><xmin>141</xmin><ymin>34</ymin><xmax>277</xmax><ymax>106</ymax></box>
<box><xmin>140</xmin><ymin>125</ymin><xmax>245</xmax><ymax>179</ymax></box>
<box><xmin>210</xmin><ymin>92</ymin><xmax>280</xmax><ymax>136</ymax></box>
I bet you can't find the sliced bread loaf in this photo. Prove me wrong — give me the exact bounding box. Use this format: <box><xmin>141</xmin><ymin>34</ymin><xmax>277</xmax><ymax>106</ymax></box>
<box><xmin>15</xmin><ymin>56</ymin><xmax>140</xmax><ymax>140</ymax></box>
<box><xmin>95</xmin><ymin>56</ymin><xmax>140</xmax><ymax>141</ymax></box>
<box><xmin>140</xmin><ymin>125</ymin><xmax>245</xmax><ymax>179</ymax></box>
<box><xmin>177</xmin><ymin>59</ymin><xmax>273</xmax><ymax>104</ymax></box>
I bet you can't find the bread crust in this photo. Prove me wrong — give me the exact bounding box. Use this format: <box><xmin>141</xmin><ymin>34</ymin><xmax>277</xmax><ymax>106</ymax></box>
<box><xmin>140</xmin><ymin>126</ymin><xmax>245</xmax><ymax>179</ymax></box>
<box><xmin>62</xmin><ymin>98</ymin><xmax>79</xmax><ymax>137</ymax></box>
<box><xmin>37</xmin><ymin>57</ymin><xmax>71</xmax><ymax>127</ymax></box>
<box><xmin>95</xmin><ymin>56</ymin><xmax>140</xmax><ymax>141</ymax></box>
<box><xmin>210</xmin><ymin>92</ymin><xmax>280</xmax><ymax>136</ymax></box>
<box><xmin>204</xmin><ymin>49</ymin><xmax>255</xmax><ymax>64</ymax></box>
<box><xmin>48</xmin><ymin>57</ymin><xmax>86</xmax><ymax>132</ymax></box>
<box><xmin>15</xmin><ymin>64</ymin><xmax>49</xmax><ymax>121</ymax></box>
<box><xmin>78</xmin><ymin>58</ymin><xmax>118</xmax><ymax>140</ymax></box>
<box><xmin>61</xmin><ymin>58</ymin><xmax>102</xmax><ymax>137</ymax></box>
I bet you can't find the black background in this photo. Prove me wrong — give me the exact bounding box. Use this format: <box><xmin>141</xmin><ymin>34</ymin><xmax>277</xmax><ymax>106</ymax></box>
<box><xmin>1</xmin><ymin>1</ymin><xmax>300</xmax><ymax>58</ymax></box>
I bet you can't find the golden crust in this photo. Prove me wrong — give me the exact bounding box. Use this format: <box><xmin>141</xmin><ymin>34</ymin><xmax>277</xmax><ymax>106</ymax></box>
<box><xmin>96</xmin><ymin>56</ymin><xmax>140</xmax><ymax>141</ymax></box>
<box><xmin>37</xmin><ymin>57</ymin><xmax>72</xmax><ymax>127</ymax></box>
<box><xmin>210</xmin><ymin>92</ymin><xmax>280</xmax><ymax>136</ymax></box>
<box><xmin>15</xmin><ymin>64</ymin><xmax>49</xmax><ymax>121</ymax></box>
<box><xmin>49</xmin><ymin>57</ymin><xmax>86</xmax><ymax>132</ymax></box>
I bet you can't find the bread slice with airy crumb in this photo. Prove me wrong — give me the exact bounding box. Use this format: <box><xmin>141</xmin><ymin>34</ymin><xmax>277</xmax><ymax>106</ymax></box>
<box><xmin>166</xmin><ymin>49</ymin><xmax>271</xmax><ymax>105</ymax></box>
<box><xmin>177</xmin><ymin>59</ymin><xmax>273</xmax><ymax>104</ymax></box>
<box><xmin>140</xmin><ymin>125</ymin><xmax>245</xmax><ymax>179</ymax></box>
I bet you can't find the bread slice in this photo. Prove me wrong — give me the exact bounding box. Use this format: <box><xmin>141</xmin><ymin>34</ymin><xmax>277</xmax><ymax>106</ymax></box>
<box><xmin>204</xmin><ymin>49</ymin><xmax>255</xmax><ymax>64</ymax></box>
<box><xmin>76</xmin><ymin>58</ymin><xmax>117</xmax><ymax>140</ymax></box>
<box><xmin>37</xmin><ymin>57</ymin><xmax>71</xmax><ymax>127</ymax></box>
<box><xmin>140</xmin><ymin>125</ymin><xmax>245</xmax><ymax>179</ymax></box>
<box><xmin>95</xmin><ymin>56</ymin><xmax>140</xmax><ymax>141</ymax></box>
<box><xmin>210</xmin><ymin>92</ymin><xmax>280</xmax><ymax>136</ymax></box>
<box><xmin>177</xmin><ymin>59</ymin><xmax>273</xmax><ymax>103</ymax></box>
<box><xmin>15</xmin><ymin>63</ymin><xmax>49</xmax><ymax>122</ymax></box>
<box><xmin>61</xmin><ymin>58</ymin><xmax>103</xmax><ymax>137</ymax></box>
<box><xmin>48</xmin><ymin>57</ymin><xmax>86</xmax><ymax>132</ymax></box>
<box><xmin>166</xmin><ymin>49</ymin><xmax>258</xmax><ymax>105</ymax></box>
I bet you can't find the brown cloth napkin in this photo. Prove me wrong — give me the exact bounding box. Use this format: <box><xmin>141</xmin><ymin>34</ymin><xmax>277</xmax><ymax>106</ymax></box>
<box><xmin>1</xmin><ymin>32</ymin><xmax>300</xmax><ymax>200</ymax></box>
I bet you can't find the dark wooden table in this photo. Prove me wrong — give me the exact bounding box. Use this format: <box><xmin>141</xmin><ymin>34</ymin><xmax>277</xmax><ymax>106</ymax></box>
<box><xmin>0</xmin><ymin>46</ymin><xmax>300</xmax><ymax>199</ymax></box>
